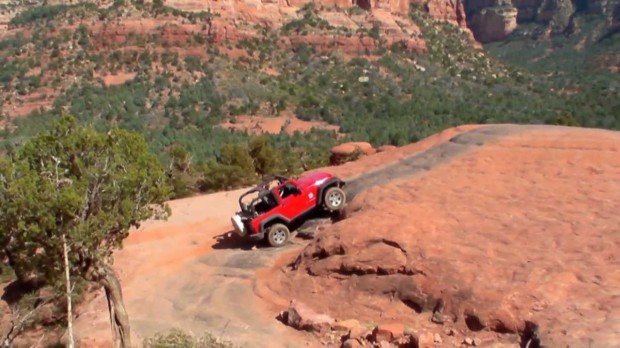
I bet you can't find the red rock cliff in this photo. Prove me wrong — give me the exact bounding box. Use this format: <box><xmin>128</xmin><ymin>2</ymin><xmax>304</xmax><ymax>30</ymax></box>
<box><xmin>411</xmin><ymin>0</ymin><xmax>468</xmax><ymax>27</ymax></box>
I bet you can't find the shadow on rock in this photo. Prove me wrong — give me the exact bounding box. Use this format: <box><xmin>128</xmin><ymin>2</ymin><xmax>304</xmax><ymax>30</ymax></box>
<box><xmin>212</xmin><ymin>212</ymin><xmax>342</xmax><ymax>249</ymax></box>
<box><xmin>211</xmin><ymin>230</ymin><xmax>267</xmax><ymax>250</ymax></box>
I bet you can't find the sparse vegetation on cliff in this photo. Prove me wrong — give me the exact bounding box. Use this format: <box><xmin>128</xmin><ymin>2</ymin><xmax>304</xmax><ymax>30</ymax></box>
<box><xmin>281</xmin><ymin>3</ymin><xmax>334</xmax><ymax>35</ymax></box>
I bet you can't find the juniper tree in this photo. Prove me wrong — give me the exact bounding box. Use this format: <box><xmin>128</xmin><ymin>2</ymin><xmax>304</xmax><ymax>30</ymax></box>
<box><xmin>0</xmin><ymin>116</ymin><xmax>172</xmax><ymax>347</ymax></box>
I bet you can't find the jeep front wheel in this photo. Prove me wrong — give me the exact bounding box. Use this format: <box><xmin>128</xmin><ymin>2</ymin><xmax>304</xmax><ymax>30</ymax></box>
<box><xmin>324</xmin><ymin>187</ymin><xmax>346</xmax><ymax>211</ymax></box>
<box><xmin>267</xmin><ymin>223</ymin><xmax>290</xmax><ymax>247</ymax></box>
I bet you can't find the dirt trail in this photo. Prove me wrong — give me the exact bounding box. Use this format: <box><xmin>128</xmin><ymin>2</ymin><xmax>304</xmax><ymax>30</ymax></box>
<box><xmin>74</xmin><ymin>188</ymin><xmax>316</xmax><ymax>347</ymax></box>
<box><xmin>344</xmin><ymin>125</ymin><xmax>520</xmax><ymax>199</ymax></box>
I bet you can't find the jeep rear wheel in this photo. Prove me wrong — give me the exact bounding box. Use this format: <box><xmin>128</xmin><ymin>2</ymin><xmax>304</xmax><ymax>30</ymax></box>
<box><xmin>267</xmin><ymin>223</ymin><xmax>290</xmax><ymax>247</ymax></box>
<box><xmin>324</xmin><ymin>187</ymin><xmax>346</xmax><ymax>211</ymax></box>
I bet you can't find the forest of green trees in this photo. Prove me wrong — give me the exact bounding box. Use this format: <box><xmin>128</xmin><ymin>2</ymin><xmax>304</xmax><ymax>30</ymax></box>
<box><xmin>0</xmin><ymin>1</ymin><xmax>618</xmax><ymax>198</ymax></box>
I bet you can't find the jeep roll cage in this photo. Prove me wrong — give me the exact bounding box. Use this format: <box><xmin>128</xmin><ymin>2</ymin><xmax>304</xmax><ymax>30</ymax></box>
<box><xmin>238</xmin><ymin>175</ymin><xmax>290</xmax><ymax>216</ymax></box>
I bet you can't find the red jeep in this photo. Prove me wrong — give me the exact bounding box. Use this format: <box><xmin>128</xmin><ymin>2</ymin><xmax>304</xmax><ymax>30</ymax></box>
<box><xmin>231</xmin><ymin>172</ymin><xmax>346</xmax><ymax>247</ymax></box>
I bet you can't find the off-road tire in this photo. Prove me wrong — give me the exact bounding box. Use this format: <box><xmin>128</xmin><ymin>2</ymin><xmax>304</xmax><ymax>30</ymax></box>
<box><xmin>267</xmin><ymin>223</ymin><xmax>290</xmax><ymax>247</ymax></box>
<box><xmin>323</xmin><ymin>187</ymin><xmax>346</xmax><ymax>211</ymax></box>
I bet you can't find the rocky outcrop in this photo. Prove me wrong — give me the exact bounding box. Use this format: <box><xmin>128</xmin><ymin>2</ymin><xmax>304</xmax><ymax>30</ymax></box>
<box><xmin>411</xmin><ymin>0</ymin><xmax>468</xmax><ymax>27</ymax></box>
<box><xmin>281</xmin><ymin>301</ymin><xmax>443</xmax><ymax>347</ymax></box>
<box><xmin>330</xmin><ymin>142</ymin><xmax>376</xmax><ymax>165</ymax></box>
<box><xmin>10</xmin><ymin>0</ymin><xmax>471</xmax><ymax>55</ymax></box>
<box><xmin>274</xmin><ymin>125</ymin><xmax>620</xmax><ymax>347</ymax></box>
<box><xmin>162</xmin><ymin>0</ymin><xmax>472</xmax><ymax>51</ymax></box>
<box><xmin>468</xmin><ymin>1</ymin><xmax>518</xmax><ymax>42</ymax></box>
<box><xmin>537</xmin><ymin>0</ymin><xmax>575</xmax><ymax>32</ymax></box>
<box><xmin>283</xmin><ymin>300</ymin><xmax>335</xmax><ymax>333</ymax></box>
<box><xmin>169</xmin><ymin>0</ymin><xmax>413</xmax><ymax>19</ymax></box>
<box><xmin>464</xmin><ymin>0</ymin><xmax>620</xmax><ymax>40</ymax></box>
<box><xmin>512</xmin><ymin>0</ymin><xmax>544</xmax><ymax>22</ymax></box>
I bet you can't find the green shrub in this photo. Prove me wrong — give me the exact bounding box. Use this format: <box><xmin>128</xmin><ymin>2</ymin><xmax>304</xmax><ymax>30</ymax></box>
<box><xmin>0</xmin><ymin>263</ymin><xmax>15</xmax><ymax>284</ymax></box>
<box><xmin>346</xmin><ymin>5</ymin><xmax>366</xmax><ymax>16</ymax></box>
<box><xmin>9</xmin><ymin>3</ymin><xmax>98</xmax><ymax>26</ymax></box>
<box><xmin>75</xmin><ymin>24</ymin><xmax>90</xmax><ymax>48</ymax></box>
<box><xmin>10</xmin><ymin>5</ymin><xmax>69</xmax><ymax>25</ymax></box>
<box><xmin>199</xmin><ymin>143</ymin><xmax>257</xmax><ymax>191</ymax></box>
<box><xmin>281</xmin><ymin>3</ymin><xmax>333</xmax><ymax>35</ymax></box>
<box><xmin>248</xmin><ymin>136</ymin><xmax>282</xmax><ymax>175</ymax></box>
<box><xmin>144</xmin><ymin>329</ymin><xmax>233</xmax><ymax>348</ymax></box>
<box><xmin>184</xmin><ymin>56</ymin><xmax>203</xmax><ymax>72</ymax></box>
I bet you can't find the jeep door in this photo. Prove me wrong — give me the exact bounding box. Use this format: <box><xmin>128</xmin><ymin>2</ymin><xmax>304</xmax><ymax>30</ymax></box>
<box><xmin>276</xmin><ymin>182</ymin><xmax>313</xmax><ymax>219</ymax></box>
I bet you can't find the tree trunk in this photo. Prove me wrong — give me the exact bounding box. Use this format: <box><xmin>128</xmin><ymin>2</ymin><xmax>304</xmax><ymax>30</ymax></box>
<box><xmin>99</xmin><ymin>265</ymin><xmax>131</xmax><ymax>348</ymax></box>
<box><xmin>61</xmin><ymin>234</ymin><xmax>74</xmax><ymax>348</ymax></box>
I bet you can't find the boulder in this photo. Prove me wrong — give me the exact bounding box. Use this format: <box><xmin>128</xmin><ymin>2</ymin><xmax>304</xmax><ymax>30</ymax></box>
<box><xmin>417</xmin><ymin>331</ymin><xmax>435</xmax><ymax>348</ymax></box>
<box><xmin>331</xmin><ymin>142</ymin><xmax>375</xmax><ymax>156</ymax></box>
<box><xmin>349</xmin><ymin>325</ymin><xmax>371</xmax><ymax>340</ymax></box>
<box><xmin>285</xmin><ymin>299</ymin><xmax>335</xmax><ymax>333</ymax></box>
<box><xmin>330</xmin><ymin>142</ymin><xmax>376</xmax><ymax>165</ymax></box>
<box><xmin>372</xmin><ymin>323</ymin><xmax>404</xmax><ymax>342</ymax></box>
<box><xmin>333</xmin><ymin>318</ymin><xmax>363</xmax><ymax>332</ymax></box>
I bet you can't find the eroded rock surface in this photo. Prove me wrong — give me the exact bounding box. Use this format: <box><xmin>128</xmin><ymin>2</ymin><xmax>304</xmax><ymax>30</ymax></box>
<box><xmin>69</xmin><ymin>124</ymin><xmax>620</xmax><ymax>347</ymax></box>
<box><xmin>411</xmin><ymin>0</ymin><xmax>468</xmax><ymax>27</ymax></box>
<box><xmin>271</xmin><ymin>125</ymin><xmax>620</xmax><ymax>347</ymax></box>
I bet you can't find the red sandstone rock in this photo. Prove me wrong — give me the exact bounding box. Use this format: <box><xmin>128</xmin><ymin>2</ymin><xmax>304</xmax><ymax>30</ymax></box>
<box><xmin>412</xmin><ymin>0</ymin><xmax>468</xmax><ymax>27</ymax></box>
<box><xmin>286</xmin><ymin>299</ymin><xmax>335</xmax><ymax>333</ymax></box>
<box><xmin>330</xmin><ymin>142</ymin><xmax>376</xmax><ymax>165</ymax></box>
<box><xmin>271</xmin><ymin>125</ymin><xmax>620</xmax><ymax>347</ymax></box>
<box><xmin>161</xmin><ymin>0</ymin><xmax>467</xmax><ymax>53</ymax></box>
<box><xmin>330</xmin><ymin>142</ymin><xmax>375</xmax><ymax>156</ymax></box>
<box><xmin>333</xmin><ymin>318</ymin><xmax>363</xmax><ymax>332</ymax></box>
<box><xmin>373</xmin><ymin>323</ymin><xmax>405</xmax><ymax>341</ymax></box>
<box><xmin>417</xmin><ymin>331</ymin><xmax>435</xmax><ymax>348</ymax></box>
<box><xmin>349</xmin><ymin>326</ymin><xmax>370</xmax><ymax>340</ymax></box>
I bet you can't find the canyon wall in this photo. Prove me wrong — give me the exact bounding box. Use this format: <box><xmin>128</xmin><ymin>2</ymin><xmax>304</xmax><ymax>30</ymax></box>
<box><xmin>410</xmin><ymin>0</ymin><xmax>468</xmax><ymax>27</ymax></box>
<box><xmin>464</xmin><ymin>0</ymin><xmax>620</xmax><ymax>42</ymax></box>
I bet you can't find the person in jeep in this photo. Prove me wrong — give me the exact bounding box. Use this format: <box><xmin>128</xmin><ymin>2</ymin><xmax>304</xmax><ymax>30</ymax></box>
<box><xmin>231</xmin><ymin>172</ymin><xmax>346</xmax><ymax>247</ymax></box>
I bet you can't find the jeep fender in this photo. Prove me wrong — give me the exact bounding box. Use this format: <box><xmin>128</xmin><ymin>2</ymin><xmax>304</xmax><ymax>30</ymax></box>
<box><xmin>259</xmin><ymin>215</ymin><xmax>291</xmax><ymax>236</ymax></box>
<box><xmin>317</xmin><ymin>178</ymin><xmax>345</xmax><ymax>207</ymax></box>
